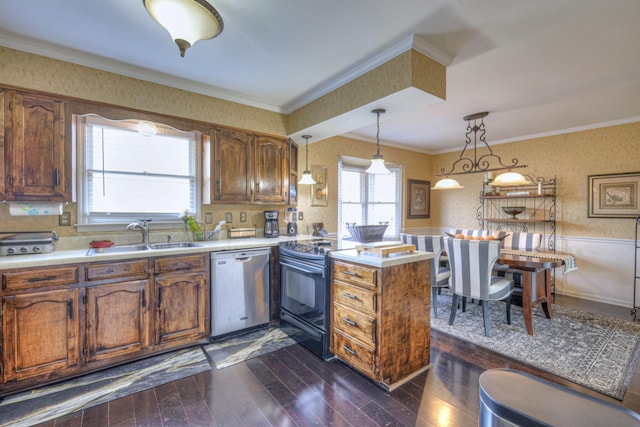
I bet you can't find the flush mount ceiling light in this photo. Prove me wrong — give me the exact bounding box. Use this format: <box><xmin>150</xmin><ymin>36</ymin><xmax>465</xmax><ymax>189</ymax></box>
<box><xmin>366</xmin><ymin>109</ymin><xmax>391</xmax><ymax>175</ymax></box>
<box><xmin>298</xmin><ymin>135</ymin><xmax>317</xmax><ymax>185</ymax></box>
<box><xmin>432</xmin><ymin>112</ymin><xmax>529</xmax><ymax>189</ymax></box>
<box><xmin>143</xmin><ymin>0</ymin><xmax>224</xmax><ymax>57</ymax></box>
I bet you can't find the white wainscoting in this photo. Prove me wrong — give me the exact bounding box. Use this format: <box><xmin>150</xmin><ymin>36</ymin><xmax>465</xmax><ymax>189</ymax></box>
<box><xmin>403</xmin><ymin>228</ymin><xmax>636</xmax><ymax>308</ymax></box>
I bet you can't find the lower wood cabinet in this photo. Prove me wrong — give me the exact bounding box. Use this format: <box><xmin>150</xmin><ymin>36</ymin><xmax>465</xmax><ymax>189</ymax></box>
<box><xmin>331</xmin><ymin>258</ymin><xmax>431</xmax><ymax>390</ymax></box>
<box><xmin>0</xmin><ymin>253</ymin><xmax>210</xmax><ymax>395</ymax></box>
<box><xmin>2</xmin><ymin>288</ymin><xmax>80</xmax><ymax>383</ymax></box>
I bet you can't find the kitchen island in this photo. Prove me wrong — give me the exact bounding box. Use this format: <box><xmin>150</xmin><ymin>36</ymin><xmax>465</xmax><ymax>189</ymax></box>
<box><xmin>330</xmin><ymin>248</ymin><xmax>433</xmax><ymax>391</ymax></box>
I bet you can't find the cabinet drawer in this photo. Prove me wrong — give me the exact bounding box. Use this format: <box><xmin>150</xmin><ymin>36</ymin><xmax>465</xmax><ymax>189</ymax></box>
<box><xmin>333</xmin><ymin>261</ymin><xmax>377</xmax><ymax>289</ymax></box>
<box><xmin>333</xmin><ymin>303</ymin><xmax>375</xmax><ymax>345</ymax></box>
<box><xmin>86</xmin><ymin>260</ymin><xmax>148</xmax><ymax>281</ymax></box>
<box><xmin>2</xmin><ymin>266</ymin><xmax>79</xmax><ymax>290</ymax></box>
<box><xmin>333</xmin><ymin>281</ymin><xmax>376</xmax><ymax>313</ymax></box>
<box><xmin>332</xmin><ymin>329</ymin><xmax>375</xmax><ymax>377</ymax></box>
<box><xmin>154</xmin><ymin>254</ymin><xmax>206</xmax><ymax>274</ymax></box>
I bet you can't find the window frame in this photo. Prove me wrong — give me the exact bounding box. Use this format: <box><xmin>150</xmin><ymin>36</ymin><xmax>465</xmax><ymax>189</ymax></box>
<box><xmin>337</xmin><ymin>156</ymin><xmax>403</xmax><ymax>241</ymax></box>
<box><xmin>74</xmin><ymin>114</ymin><xmax>202</xmax><ymax>232</ymax></box>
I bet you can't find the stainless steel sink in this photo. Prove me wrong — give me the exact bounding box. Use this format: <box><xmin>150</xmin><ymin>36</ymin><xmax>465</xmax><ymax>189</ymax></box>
<box><xmin>148</xmin><ymin>242</ymin><xmax>201</xmax><ymax>250</ymax></box>
<box><xmin>86</xmin><ymin>244</ymin><xmax>150</xmax><ymax>256</ymax></box>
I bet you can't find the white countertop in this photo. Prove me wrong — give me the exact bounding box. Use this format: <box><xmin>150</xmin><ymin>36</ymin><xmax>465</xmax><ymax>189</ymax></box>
<box><xmin>330</xmin><ymin>248</ymin><xmax>433</xmax><ymax>268</ymax></box>
<box><xmin>0</xmin><ymin>235</ymin><xmax>305</xmax><ymax>270</ymax></box>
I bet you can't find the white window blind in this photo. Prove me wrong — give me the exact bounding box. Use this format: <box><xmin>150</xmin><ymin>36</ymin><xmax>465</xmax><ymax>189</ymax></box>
<box><xmin>76</xmin><ymin>115</ymin><xmax>200</xmax><ymax>226</ymax></box>
<box><xmin>337</xmin><ymin>156</ymin><xmax>402</xmax><ymax>240</ymax></box>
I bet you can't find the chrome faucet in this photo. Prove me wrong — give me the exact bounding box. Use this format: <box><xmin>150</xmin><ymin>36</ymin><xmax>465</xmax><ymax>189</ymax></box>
<box><xmin>126</xmin><ymin>220</ymin><xmax>151</xmax><ymax>245</ymax></box>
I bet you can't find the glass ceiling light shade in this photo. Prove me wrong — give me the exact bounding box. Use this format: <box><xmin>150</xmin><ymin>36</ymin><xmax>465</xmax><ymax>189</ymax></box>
<box><xmin>366</xmin><ymin>109</ymin><xmax>391</xmax><ymax>175</ymax></box>
<box><xmin>143</xmin><ymin>0</ymin><xmax>224</xmax><ymax>57</ymax></box>
<box><xmin>492</xmin><ymin>171</ymin><xmax>533</xmax><ymax>186</ymax></box>
<box><xmin>435</xmin><ymin>112</ymin><xmax>527</xmax><ymax>188</ymax></box>
<box><xmin>432</xmin><ymin>178</ymin><xmax>464</xmax><ymax>190</ymax></box>
<box><xmin>298</xmin><ymin>135</ymin><xmax>316</xmax><ymax>185</ymax></box>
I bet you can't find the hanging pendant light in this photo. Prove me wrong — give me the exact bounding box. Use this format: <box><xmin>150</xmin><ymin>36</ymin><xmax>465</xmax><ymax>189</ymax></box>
<box><xmin>366</xmin><ymin>109</ymin><xmax>390</xmax><ymax>175</ymax></box>
<box><xmin>298</xmin><ymin>135</ymin><xmax>317</xmax><ymax>185</ymax></box>
<box><xmin>143</xmin><ymin>0</ymin><xmax>224</xmax><ymax>57</ymax></box>
<box><xmin>433</xmin><ymin>112</ymin><xmax>528</xmax><ymax>189</ymax></box>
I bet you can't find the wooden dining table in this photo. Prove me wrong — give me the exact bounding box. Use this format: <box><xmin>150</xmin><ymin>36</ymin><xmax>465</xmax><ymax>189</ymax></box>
<box><xmin>496</xmin><ymin>254</ymin><xmax>565</xmax><ymax>336</ymax></box>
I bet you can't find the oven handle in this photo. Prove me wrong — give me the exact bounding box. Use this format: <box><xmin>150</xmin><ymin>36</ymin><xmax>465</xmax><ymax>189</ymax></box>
<box><xmin>280</xmin><ymin>258</ymin><xmax>325</xmax><ymax>276</ymax></box>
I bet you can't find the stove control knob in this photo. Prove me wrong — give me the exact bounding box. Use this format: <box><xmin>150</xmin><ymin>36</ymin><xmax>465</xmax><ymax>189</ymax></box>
<box><xmin>7</xmin><ymin>248</ymin><xmax>15</xmax><ymax>254</ymax></box>
<box><xmin>33</xmin><ymin>246</ymin><xmax>41</xmax><ymax>253</ymax></box>
<box><xmin>20</xmin><ymin>247</ymin><xmax>29</xmax><ymax>253</ymax></box>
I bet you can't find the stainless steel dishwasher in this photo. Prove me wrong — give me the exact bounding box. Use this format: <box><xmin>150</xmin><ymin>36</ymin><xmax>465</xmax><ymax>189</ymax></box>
<box><xmin>211</xmin><ymin>248</ymin><xmax>270</xmax><ymax>338</ymax></box>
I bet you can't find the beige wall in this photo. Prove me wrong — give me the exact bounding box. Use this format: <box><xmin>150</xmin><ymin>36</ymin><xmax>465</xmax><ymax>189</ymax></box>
<box><xmin>296</xmin><ymin>136</ymin><xmax>433</xmax><ymax>234</ymax></box>
<box><xmin>430</xmin><ymin>121</ymin><xmax>640</xmax><ymax>240</ymax></box>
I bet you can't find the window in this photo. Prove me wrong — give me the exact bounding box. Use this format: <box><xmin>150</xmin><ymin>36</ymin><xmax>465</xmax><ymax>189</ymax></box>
<box><xmin>337</xmin><ymin>156</ymin><xmax>402</xmax><ymax>240</ymax></box>
<box><xmin>75</xmin><ymin>115</ymin><xmax>201</xmax><ymax>229</ymax></box>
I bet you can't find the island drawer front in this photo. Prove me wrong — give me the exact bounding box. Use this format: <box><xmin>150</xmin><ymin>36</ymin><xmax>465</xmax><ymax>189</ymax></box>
<box><xmin>2</xmin><ymin>266</ymin><xmax>79</xmax><ymax>290</ymax></box>
<box><xmin>86</xmin><ymin>260</ymin><xmax>149</xmax><ymax>281</ymax></box>
<box><xmin>333</xmin><ymin>303</ymin><xmax>375</xmax><ymax>345</ymax></box>
<box><xmin>333</xmin><ymin>281</ymin><xmax>376</xmax><ymax>313</ymax></box>
<box><xmin>333</xmin><ymin>261</ymin><xmax>377</xmax><ymax>289</ymax></box>
<box><xmin>332</xmin><ymin>329</ymin><xmax>375</xmax><ymax>376</ymax></box>
<box><xmin>154</xmin><ymin>254</ymin><xmax>206</xmax><ymax>274</ymax></box>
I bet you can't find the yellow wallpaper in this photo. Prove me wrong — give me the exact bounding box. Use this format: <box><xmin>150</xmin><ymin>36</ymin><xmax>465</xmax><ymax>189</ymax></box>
<box><xmin>430</xmin><ymin>121</ymin><xmax>640</xmax><ymax>239</ymax></box>
<box><xmin>296</xmin><ymin>136</ymin><xmax>433</xmax><ymax>233</ymax></box>
<box><xmin>0</xmin><ymin>46</ymin><xmax>285</xmax><ymax>135</ymax></box>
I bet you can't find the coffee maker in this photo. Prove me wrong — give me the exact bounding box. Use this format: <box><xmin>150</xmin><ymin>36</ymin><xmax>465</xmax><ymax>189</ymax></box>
<box><xmin>264</xmin><ymin>210</ymin><xmax>279</xmax><ymax>238</ymax></box>
<box><xmin>285</xmin><ymin>207</ymin><xmax>297</xmax><ymax>236</ymax></box>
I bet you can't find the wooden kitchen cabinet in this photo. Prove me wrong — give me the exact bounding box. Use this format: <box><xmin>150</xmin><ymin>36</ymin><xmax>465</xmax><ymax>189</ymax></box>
<box><xmin>212</xmin><ymin>128</ymin><xmax>254</xmax><ymax>202</ymax></box>
<box><xmin>2</xmin><ymin>288</ymin><xmax>80</xmax><ymax>383</ymax></box>
<box><xmin>331</xmin><ymin>258</ymin><xmax>430</xmax><ymax>390</ymax></box>
<box><xmin>154</xmin><ymin>254</ymin><xmax>208</xmax><ymax>347</ymax></box>
<box><xmin>84</xmin><ymin>259</ymin><xmax>151</xmax><ymax>363</ymax></box>
<box><xmin>2</xmin><ymin>90</ymin><xmax>68</xmax><ymax>201</ymax></box>
<box><xmin>254</xmin><ymin>135</ymin><xmax>288</xmax><ymax>203</ymax></box>
<box><xmin>288</xmin><ymin>139</ymin><xmax>298</xmax><ymax>206</ymax></box>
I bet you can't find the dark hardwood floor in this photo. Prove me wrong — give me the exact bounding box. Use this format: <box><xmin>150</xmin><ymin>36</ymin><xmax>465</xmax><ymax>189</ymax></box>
<box><xmin>35</xmin><ymin>295</ymin><xmax>640</xmax><ymax>426</ymax></box>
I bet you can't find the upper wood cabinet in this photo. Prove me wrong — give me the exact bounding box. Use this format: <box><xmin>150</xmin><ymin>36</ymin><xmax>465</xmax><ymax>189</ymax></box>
<box><xmin>254</xmin><ymin>135</ymin><xmax>288</xmax><ymax>204</ymax></box>
<box><xmin>212</xmin><ymin>128</ymin><xmax>254</xmax><ymax>203</ymax></box>
<box><xmin>2</xmin><ymin>90</ymin><xmax>68</xmax><ymax>201</ymax></box>
<box><xmin>209</xmin><ymin>127</ymin><xmax>291</xmax><ymax>205</ymax></box>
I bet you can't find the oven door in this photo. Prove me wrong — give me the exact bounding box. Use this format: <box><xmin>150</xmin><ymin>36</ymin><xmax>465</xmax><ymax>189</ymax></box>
<box><xmin>279</xmin><ymin>255</ymin><xmax>326</xmax><ymax>329</ymax></box>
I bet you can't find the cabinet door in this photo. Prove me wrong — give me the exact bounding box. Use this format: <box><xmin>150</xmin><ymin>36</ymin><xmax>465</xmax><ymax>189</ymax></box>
<box><xmin>2</xmin><ymin>289</ymin><xmax>79</xmax><ymax>382</ymax></box>
<box><xmin>7</xmin><ymin>92</ymin><xmax>67</xmax><ymax>200</ymax></box>
<box><xmin>85</xmin><ymin>280</ymin><xmax>151</xmax><ymax>362</ymax></box>
<box><xmin>212</xmin><ymin>128</ymin><xmax>253</xmax><ymax>202</ymax></box>
<box><xmin>0</xmin><ymin>91</ymin><xmax>5</xmax><ymax>199</ymax></box>
<box><xmin>155</xmin><ymin>272</ymin><xmax>207</xmax><ymax>345</ymax></box>
<box><xmin>254</xmin><ymin>136</ymin><xmax>288</xmax><ymax>203</ymax></box>
<box><xmin>289</xmin><ymin>139</ymin><xmax>298</xmax><ymax>206</ymax></box>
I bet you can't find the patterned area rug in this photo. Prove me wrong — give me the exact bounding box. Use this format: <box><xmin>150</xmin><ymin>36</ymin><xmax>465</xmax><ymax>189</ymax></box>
<box><xmin>431</xmin><ymin>292</ymin><xmax>640</xmax><ymax>400</ymax></box>
<box><xmin>205</xmin><ymin>327</ymin><xmax>296</xmax><ymax>369</ymax></box>
<box><xmin>0</xmin><ymin>347</ymin><xmax>211</xmax><ymax>427</ymax></box>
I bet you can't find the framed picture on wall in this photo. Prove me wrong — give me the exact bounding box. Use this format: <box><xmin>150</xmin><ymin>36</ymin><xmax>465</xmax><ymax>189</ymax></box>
<box><xmin>407</xmin><ymin>179</ymin><xmax>430</xmax><ymax>219</ymax></box>
<box><xmin>310</xmin><ymin>165</ymin><xmax>328</xmax><ymax>206</ymax></box>
<box><xmin>588</xmin><ymin>171</ymin><xmax>640</xmax><ymax>218</ymax></box>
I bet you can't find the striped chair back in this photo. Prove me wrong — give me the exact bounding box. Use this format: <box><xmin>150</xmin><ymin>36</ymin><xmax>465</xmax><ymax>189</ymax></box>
<box><xmin>445</xmin><ymin>237</ymin><xmax>502</xmax><ymax>300</ymax></box>
<box><xmin>501</xmin><ymin>232</ymin><xmax>542</xmax><ymax>251</ymax></box>
<box><xmin>400</xmin><ymin>233</ymin><xmax>444</xmax><ymax>254</ymax></box>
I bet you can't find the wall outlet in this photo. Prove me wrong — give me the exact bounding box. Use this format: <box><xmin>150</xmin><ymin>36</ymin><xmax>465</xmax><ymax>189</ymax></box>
<box><xmin>298</xmin><ymin>211</ymin><xmax>304</xmax><ymax>221</ymax></box>
<box><xmin>240</xmin><ymin>212</ymin><xmax>247</xmax><ymax>222</ymax></box>
<box><xmin>59</xmin><ymin>212</ymin><xmax>71</xmax><ymax>226</ymax></box>
<box><xmin>225</xmin><ymin>212</ymin><xmax>233</xmax><ymax>223</ymax></box>
<box><xmin>205</xmin><ymin>212</ymin><xmax>213</xmax><ymax>224</ymax></box>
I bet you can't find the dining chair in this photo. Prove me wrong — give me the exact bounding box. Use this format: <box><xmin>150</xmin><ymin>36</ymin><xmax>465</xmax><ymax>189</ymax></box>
<box><xmin>401</xmin><ymin>234</ymin><xmax>451</xmax><ymax>318</ymax></box>
<box><xmin>445</xmin><ymin>237</ymin><xmax>514</xmax><ymax>336</ymax></box>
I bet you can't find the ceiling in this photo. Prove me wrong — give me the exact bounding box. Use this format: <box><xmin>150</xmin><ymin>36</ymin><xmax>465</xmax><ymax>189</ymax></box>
<box><xmin>1</xmin><ymin>0</ymin><xmax>639</xmax><ymax>154</ymax></box>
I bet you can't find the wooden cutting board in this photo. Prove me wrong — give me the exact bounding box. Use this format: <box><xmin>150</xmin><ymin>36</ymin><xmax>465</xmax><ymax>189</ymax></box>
<box><xmin>354</xmin><ymin>243</ymin><xmax>416</xmax><ymax>256</ymax></box>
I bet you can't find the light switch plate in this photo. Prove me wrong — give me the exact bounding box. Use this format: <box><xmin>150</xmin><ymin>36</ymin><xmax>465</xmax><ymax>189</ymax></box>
<box><xmin>59</xmin><ymin>212</ymin><xmax>71</xmax><ymax>226</ymax></box>
<box><xmin>298</xmin><ymin>211</ymin><xmax>304</xmax><ymax>221</ymax></box>
<box><xmin>240</xmin><ymin>212</ymin><xmax>247</xmax><ymax>222</ymax></box>
<box><xmin>225</xmin><ymin>212</ymin><xmax>233</xmax><ymax>223</ymax></box>
<box><xmin>205</xmin><ymin>212</ymin><xmax>213</xmax><ymax>224</ymax></box>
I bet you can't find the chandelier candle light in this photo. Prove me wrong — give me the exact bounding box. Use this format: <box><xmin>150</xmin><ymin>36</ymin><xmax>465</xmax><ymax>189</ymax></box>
<box><xmin>432</xmin><ymin>112</ymin><xmax>530</xmax><ymax>189</ymax></box>
<box><xmin>366</xmin><ymin>109</ymin><xmax>390</xmax><ymax>175</ymax></box>
<box><xmin>298</xmin><ymin>135</ymin><xmax>316</xmax><ymax>185</ymax></box>
<box><xmin>143</xmin><ymin>0</ymin><xmax>224</xmax><ymax>57</ymax></box>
